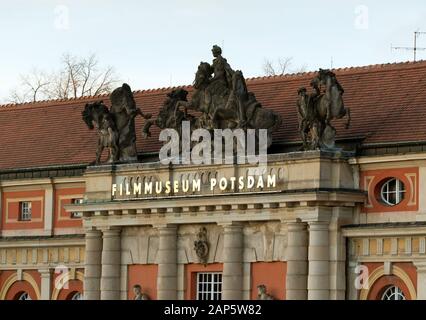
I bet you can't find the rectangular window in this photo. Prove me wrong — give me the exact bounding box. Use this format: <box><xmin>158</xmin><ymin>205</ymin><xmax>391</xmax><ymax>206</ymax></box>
<box><xmin>196</xmin><ymin>272</ymin><xmax>222</xmax><ymax>300</ymax></box>
<box><xmin>19</xmin><ymin>202</ymin><xmax>32</xmax><ymax>221</ymax></box>
<box><xmin>70</xmin><ymin>198</ymin><xmax>83</xmax><ymax>219</ymax></box>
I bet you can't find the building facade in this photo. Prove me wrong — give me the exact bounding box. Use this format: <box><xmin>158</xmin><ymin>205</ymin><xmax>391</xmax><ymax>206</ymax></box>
<box><xmin>1</xmin><ymin>61</ymin><xmax>426</xmax><ymax>300</ymax></box>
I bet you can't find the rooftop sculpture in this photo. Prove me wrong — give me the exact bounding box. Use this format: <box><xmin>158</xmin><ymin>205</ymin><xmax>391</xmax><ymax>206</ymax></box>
<box><xmin>82</xmin><ymin>83</ymin><xmax>151</xmax><ymax>165</ymax></box>
<box><xmin>297</xmin><ymin>69</ymin><xmax>351</xmax><ymax>150</ymax></box>
<box><xmin>144</xmin><ymin>45</ymin><xmax>282</xmax><ymax>148</ymax></box>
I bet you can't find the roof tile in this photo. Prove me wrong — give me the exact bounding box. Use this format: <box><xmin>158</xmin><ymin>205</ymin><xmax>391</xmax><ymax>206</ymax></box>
<box><xmin>1</xmin><ymin>60</ymin><xmax>426</xmax><ymax>170</ymax></box>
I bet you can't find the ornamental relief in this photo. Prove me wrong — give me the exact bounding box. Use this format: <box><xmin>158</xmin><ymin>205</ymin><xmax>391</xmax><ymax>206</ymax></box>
<box><xmin>121</xmin><ymin>223</ymin><xmax>286</xmax><ymax>265</ymax></box>
<box><xmin>0</xmin><ymin>246</ymin><xmax>85</xmax><ymax>267</ymax></box>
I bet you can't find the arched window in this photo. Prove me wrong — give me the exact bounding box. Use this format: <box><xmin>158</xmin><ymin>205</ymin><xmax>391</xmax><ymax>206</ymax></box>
<box><xmin>381</xmin><ymin>286</ymin><xmax>405</xmax><ymax>300</ymax></box>
<box><xmin>380</xmin><ymin>178</ymin><xmax>405</xmax><ymax>206</ymax></box>
<box><xmin>71</xmin><ymin>292</ymin><xmax>83</xmax><ymax>300</ymax></box>
<box><xmin>17</xmin><ymin>292</ymin><xmax>31</xmax><ymax>300</ymax></box>
<box><xmin>65</xmin><ymin>291</ymin><xmax>83</xmax><ymax>300</ymax></box>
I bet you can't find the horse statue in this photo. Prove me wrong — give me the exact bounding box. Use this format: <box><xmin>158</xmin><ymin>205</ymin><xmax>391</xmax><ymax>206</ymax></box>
<box><xmin>110</xmin><ymin>83</ymin><xmax>151</xmax><ymax>162</ymax></box>
<box><xmin>297</xmin><ymin>69</ymin><xmax>350</xmax><ymax>150</ymax></box>
<box><xmin>82</xmin><ymin>83</ymin><xmax>151</xmax><ymax>165</ymax></box>
<box><xmin>312</xmin><ymin>69</ymin><xmax>350</xmax><ymax>128</ymax></box>
<box><xmin>82</xmin><ymin>101</ymin><xmax>119</xmax><ymax>165</ymax></box>
<box><xmin>176</xmin><ymin>59</ymin><xmax>282</xmax><ymax>147</ymax></box>
<box><xmin>142</xmin><ymin>88</ymin><xmax>199</xmax><ymax>139</ymax></box>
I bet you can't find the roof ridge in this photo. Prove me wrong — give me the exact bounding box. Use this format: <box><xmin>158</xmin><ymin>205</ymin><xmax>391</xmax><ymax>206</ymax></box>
<box><xmin>0</xmin><ymin>85</ymin><xmax>193</xmax><ymax>110</ymax></box>
<box><xmin>1</xmin><ymin>59</ymin><xmax>425</xmax><ymax>109</ymax></box>
<box><xmin>245</xmin><ymin>59</ymin><xmax>426</xmax><ymax>83</ymax></box>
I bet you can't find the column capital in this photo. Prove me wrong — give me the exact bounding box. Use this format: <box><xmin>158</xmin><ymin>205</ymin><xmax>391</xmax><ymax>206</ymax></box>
<box><xmin>153</xmin><ymin>224</ymin><xmax>177</xmax><ymax>230</ymax></box>
<box><xmin>38</xmin><ymin>268</ymin><xmax>51</xmax><ymax>276</ymax></box>
<box><xmin>308</xmin><ymin>221</ymin><xmax>330</xmax><ymax>231</ymax></box>
<box><xmin>218</xmin><ymin>221</ymin><xmax>244</xmax><ymax>228</ymax></box>
<box><xmin>99</xmin><ymin>226</ymin><xmax>121</xmax><ymax>233</ymax></box>
<box><xmin>85</xmin><ymin>228</ymin><xmax>102</xmax><ymax>236</ymax></box>
<box><xmin>414</xmin><ymin>261</ymin><xmax>426</xmax><ymax>271</ymax></box>
<box><xmin>286</xmin><ymin>221</ymin><xmax>308</xmax><ymax>231</ymax></box>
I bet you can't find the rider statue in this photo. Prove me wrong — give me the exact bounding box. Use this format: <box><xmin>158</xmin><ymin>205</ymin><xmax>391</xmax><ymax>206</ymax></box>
<box><xmin>210</xmin><ymin>45</ymin><xmax>248</xmax><ymax>127</ymax></box>
<box><xmin>210</xmin><ymin>45</ymin><xmax>234</xmax><ymax>93</ymax></box>
<box><xmin>146</xmin><ymin>45</ymin><xmax>282</xmax><ymax>147</ymax></box>
<box><xmin>297</xmin><ymin>69</ymin><xmax>350</xmax><ymax>151</ymax></box>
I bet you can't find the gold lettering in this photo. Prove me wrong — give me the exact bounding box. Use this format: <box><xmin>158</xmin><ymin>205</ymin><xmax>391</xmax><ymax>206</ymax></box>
<box><xmin>267</xmin><ymin>174</ymin><xmax>276</xmax><ymax>188</ymax></box>
<box><xmin>210</xmin><ymin>178</ymin><xmax>217</xmax><ymax>191</ymax></box>
<box><xmin>238</xmin><ymin>176</ymin><xmax>244</xmax><ymax>190</ymax></box>
<box><xmin>192</xmin><ymin>179</ymin><xmax>201</xmax><ymax>192</ymax></box>
<box><xmin>165</xmin><ymin>181</ymin><xmax>171</xmax><ymax>194</ymax></box>
<box><xmin>144</xmin><ymin>181</ymin><xmax>153</xmax><ymax>194</ymax></box>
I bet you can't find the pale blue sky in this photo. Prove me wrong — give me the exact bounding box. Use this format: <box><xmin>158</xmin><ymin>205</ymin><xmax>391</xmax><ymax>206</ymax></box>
<box><xmin>1</xmin><ymin>0</ymin><xmax>426</xmax><ymax>102</ymax></box>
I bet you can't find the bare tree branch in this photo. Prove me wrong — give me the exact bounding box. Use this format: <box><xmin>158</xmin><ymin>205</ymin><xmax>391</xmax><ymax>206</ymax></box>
<box><xmin>263</xmin><ymin>57</ymin><xmax>306</xmax><ymax>76</ymax></box>
<box><xmin>8</xmin><ymin>53</ymin><xmax>119</xmax><ymax>103</ymax></box>
<box><xmin>263</xmin><ymin>59</ymin><xmax>277</xmax><ymax>76</ymax></box>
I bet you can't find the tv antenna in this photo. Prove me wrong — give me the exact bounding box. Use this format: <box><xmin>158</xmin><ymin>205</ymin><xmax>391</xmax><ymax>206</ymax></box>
<box><xmin>391</xmin><ymin>31</ymin><xmax>426</xmax><ymax>61</ymax></box>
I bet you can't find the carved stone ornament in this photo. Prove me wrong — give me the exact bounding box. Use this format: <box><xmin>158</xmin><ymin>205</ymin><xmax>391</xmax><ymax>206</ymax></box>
<box><xmin>132</xmin><ymin>284</ymin><xmax>149</xmax><ymax>300</ymax></box>
<box><xmin>193</xmin><ymin>227</ymin><xmax>209</xmax><ymax>265</ymax></box>
<box><xmin>257</xmin><ymin>284</ymin><xmax>274</xmax><ymax>300</ymax></box>
<box><xmin>297</xmin><ymin>69</ymin><xmax>351</xmax><ymax>151</ymax></box>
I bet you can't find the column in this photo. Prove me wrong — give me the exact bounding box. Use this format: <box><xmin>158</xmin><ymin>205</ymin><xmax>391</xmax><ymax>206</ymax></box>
<box><xmin>39</xmin><ymin>269</ymin><xmax>51</xmax><ymax>300</ymax></box>
<box><xmin>44</xmin><ymin>183</ymin><xmax>54</xmax><ymax>236</ymax></box>
<box><xmin>307</xmin><ymin>221</ymin><xmax>330</xmax><ymax>300</ymax></box>
<box><xmin>414</xmin><ymin>262</ymin><xmax>426</xmax><ymax>300</ymax></box>
<box><xmin>84</xmin><ymin>228</ymin><xmax>102</xmax><ymax>300</ymax></box>
<box><xmin>100</xmin><ymin>228</ymin><xmax>121</xmax><ymax>300</ymax></box>
<box><xmin>156</xmin><ymin>225</ymin><xmax>178</xmax><ymax>300</ymax></box>
<box><xmin>285</xmin><ymin>221</ymin><xmax>308</xmax><ymax>300</ymax></box>
<box><xmin>346</xmin><ymin>261</ymin><xmax>359</xmax><ymax>300</ymax></box>
<box><xmin>0</xmin><ymin>185</ymin><xmax>2</xmax><ymax>237</ymax></box>
<box><xmin>222</xmin><ymin>223</ymin><xmax>244</xmax><ymax>300</ymax></box>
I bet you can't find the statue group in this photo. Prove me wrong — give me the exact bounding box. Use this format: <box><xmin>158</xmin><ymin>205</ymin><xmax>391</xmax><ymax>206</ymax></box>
<box><xmin>143</xmin><ymin>45</ymin><xmax>282</xmax><ymax>147</ymax></box>
<box><xmin>83</xmin><ymin>46</ymin><xmax>350</xmax><ymax>164</ymax></box>
<box><xmin>82</xmin><ymin>83</ymin><xmax>151</xmax><ymax>165</ymax></box>
<box><xmin>296</xmin><ymin>69</ymin><xmax>350</xmax><ymax>151</ymax></box>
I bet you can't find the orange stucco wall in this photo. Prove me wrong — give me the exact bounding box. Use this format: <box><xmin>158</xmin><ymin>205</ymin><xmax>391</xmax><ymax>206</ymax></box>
<box><xmin>363</xmin><ymin>262</ymin><xmax>417</xmax><ymax>300</ymax></box>
<box><xmin>0</xmin><ymin>270</ymin><xmax>41</xmax><ymax>300</ymax></box>
<box><xmin>128</xmin><ymin>264</ymin><xmax>158</xmax><ymax>300</ymax></box>
<box><xmin>56</xmin><ymin>280</ymin><xmax>84</xmax><ymax>300</ymax></box>
<box><xmin>360</xmin><ymin>167</ymin><xmax>419</xmax><ymax>213</ymax></box>
<box><xmin>52</xmin><ymin>268</ymin><xmax>84</xmax><ymax>300</ymax></box>
<box><xmin>251</xmin><ymin>262</ymin><xmax>286</xmax><ymax>300</ymax></box>
<box><xmin>2</xmin><ymin>190</ymin><xmax>45</xmax><ymax>230</ymax></box>
<box><xmin>53</xmin><ymin>187</ymin><xmax>85</xmax><ymax>230</ymax></box>
<box><xmin>185</xmin><ymin>263</ymin><xmax>223</xmax><ymax>300</ymax></box>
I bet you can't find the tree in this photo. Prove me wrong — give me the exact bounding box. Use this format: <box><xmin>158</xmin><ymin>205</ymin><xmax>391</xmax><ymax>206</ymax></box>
<box><xmin>9</xmin><ymin>69</ymin><xmax>51</xmax><ymax>103</ymax></box>
<box><xmin>9</xmin><ymin>53</ymin><xmax>119</xmax><ymax>103</ymax></box>
<box><xmin>262</xmin><ymin>57</ymin><xmax>307</xmax><ymax>76</ymax></box>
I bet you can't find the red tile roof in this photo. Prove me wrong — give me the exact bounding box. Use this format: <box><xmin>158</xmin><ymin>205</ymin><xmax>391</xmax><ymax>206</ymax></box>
<box><xmin>1</xmin><ymin>60</ymin><xmax>426</xmax><ymax>171</ymax></box>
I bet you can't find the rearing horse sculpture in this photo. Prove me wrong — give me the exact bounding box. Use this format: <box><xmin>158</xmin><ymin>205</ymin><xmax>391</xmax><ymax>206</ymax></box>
<box><xmin>82</xmin><ymin>83</ymin><xmax>151</xmax><ymax>165</ymax></box>
<box><xmin>312</xmin><ymin>69</ymin><xmax>351</xmax><ymax>129</ymax></box>
<box><xmin>176</xmin><ymin>62</ymin><xmax>282</xmax><ymax>147</ymax></box>
<box><xmin>297</xmin><ymin>69</ymin><xmax>350</xmax><ymax>150</ymax></box>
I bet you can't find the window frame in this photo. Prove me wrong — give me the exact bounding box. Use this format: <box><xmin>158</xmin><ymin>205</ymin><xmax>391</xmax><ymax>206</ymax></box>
<box><xmin>17</xmin><ymin>292</ymin><xmax>31</xmax><ymax>300</ymax></box>
<box><xmin>70</xmin><ymin>292</ymin><xmax>83</xmax><ymax>300</ymax></box>
<box><xmin>19</xmin><ymin>201</ymin><xmax>32</xmax><ymax>221</ymax></box>
<box><xmin>381</xmin><ymin>285</ymin><xmax>406</xmax><ymax>300</ymax></box>
<box><xmin>70</xmin><ymin>198</ymin><xmax>84</xmax><ymax>219</ymax></box>
<box><xmin>196</xmin><ymin>272</ymin><xmax>222</xmax><ymax>301</ymax></box>
<box><xmin>380</xmin><ymin>178</ymin><xmax>406</xmax><ymax>206</ymax></box>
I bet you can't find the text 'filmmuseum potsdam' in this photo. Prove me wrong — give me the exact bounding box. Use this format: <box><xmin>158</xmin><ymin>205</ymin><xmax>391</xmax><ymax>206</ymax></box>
<box><xmin>1</xmin><ymin>46</ymin><xmax>426</xmax><ymax>301</ymax></box>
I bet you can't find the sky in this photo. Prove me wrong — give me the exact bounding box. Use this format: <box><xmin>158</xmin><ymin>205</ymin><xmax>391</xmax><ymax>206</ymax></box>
<box><xmin>1</xmin><ymin>0</ymin><xmax>426</xmax><ymax>103</ymax></box>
